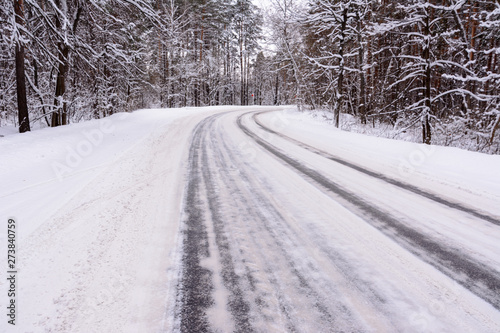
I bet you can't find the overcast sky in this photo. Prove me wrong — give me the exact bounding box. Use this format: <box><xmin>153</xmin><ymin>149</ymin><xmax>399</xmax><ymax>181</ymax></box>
<box><xmin>253</xmin><ymin>0</ymin><xmax>272</xmax><ymax>12</ymax></box>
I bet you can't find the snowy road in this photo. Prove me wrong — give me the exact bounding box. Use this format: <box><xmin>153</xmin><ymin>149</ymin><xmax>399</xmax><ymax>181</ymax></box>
<box><xmin>1</xmin><ymin>106</ymin><xmax>500</xmax><ymax>332</ymax></box>
<box><xmin>176</xmin><ymin>109</ymin><xmax>500</xmax><ymax>332</ymax></box>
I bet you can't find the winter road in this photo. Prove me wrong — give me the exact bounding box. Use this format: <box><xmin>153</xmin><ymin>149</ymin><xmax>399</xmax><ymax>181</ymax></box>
<box><xmin>2</xmin><ymin>107</ymin><xmax>500</xmax><ymax>332</ymax></box>
<box><xmin>175</xmin><ymin>109</ymin><xmax>500</xmax><ymax>332</ymax></box>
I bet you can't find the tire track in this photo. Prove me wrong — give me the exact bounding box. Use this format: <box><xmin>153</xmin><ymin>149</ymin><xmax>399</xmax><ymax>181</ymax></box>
<box><xmin>177</xmin><ymin>118</ymin><xmax>214</xmax><ymax>333</ymax></box>
<box><xmin>178</xmin><ymin>113</ymin><xmax>254</xmax><ymax>332</ymax></box>
<box><xmin>180</xmin><ymin>111</ymin><xmax>374</xmax><ymax>332</ymax></box>
<box><xmin>206</xmin><ymin>114</ymin><xmax>369</xmax><ymax>332</ymax></box>
<box><xmin>252</xmin><ymin>111</ymin><xmax>500</xmax><ymax>226</ymax></box>
<box><xmin>199</xmin><ymin>117</ymin><xmax>254</xmax><ymax>332</ymax></box>
<box><xmin>237</xmin><ymin>112</ymin><xmax>500</xmax><ymax>311</ymax></box>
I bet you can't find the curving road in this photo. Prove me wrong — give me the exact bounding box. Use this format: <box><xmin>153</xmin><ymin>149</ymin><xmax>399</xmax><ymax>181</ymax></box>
<box><xmin>174</xmin><ymin>109</ymin><xmax>500</xmax><ymax>332</ymax></box>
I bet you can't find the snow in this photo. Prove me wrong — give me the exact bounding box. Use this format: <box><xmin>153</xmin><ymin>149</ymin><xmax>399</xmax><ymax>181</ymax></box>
<box><xmin>1</xmin><ymin>106</ymin><xmax>500</xmax><ymax>332</ymax></box>
<box><xmin>245</xmin><ymin>109</ymin><xmax>500</xmax><ymax>330</ymax></box>
<box><xmin>0</xmin><ymin>106</ymin><xmax>237</xmax><ymax>332</ymax></box>
<box><xmin>0</xmin><ymin>126</ymin><xmax>18</xmax><ymax>137</ymax></box>
<box><xmin>261</xmin><ymin>108</ymin><xmax>500</xmax><ymax>216</ymax></box>
<box><xmin>256</xmin><ymin>108</ymin><xmax>500</xmax><ymax>270</ymax></box>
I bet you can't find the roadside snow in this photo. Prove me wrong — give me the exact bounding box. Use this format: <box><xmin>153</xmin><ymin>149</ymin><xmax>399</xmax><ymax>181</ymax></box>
<box><xmin>0</xmin><ymin>126</ymin><xmax>18</xmax><ymax>138</ymax></box>
<box><xmin>0</xmin><ymin>107</ymin><xmax>232</xmax><ymax>332</ymax></box>
<box><xmin>1</xmin><ymin>109</ymin><xmax>200</xmax><ymax>237</ymax></box>
<box><xmin>259</xmin><ymin>108</ymin><xmax>500</xmax><ymax>218</ymax></box>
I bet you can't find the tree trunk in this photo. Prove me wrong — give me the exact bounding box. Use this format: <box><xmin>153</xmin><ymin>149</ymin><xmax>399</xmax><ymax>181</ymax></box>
<box><xmin>422</xmin><ymin>9</ymin><xmax>432</xmax><ymax>145</ymax></box>
<box><xmin>239</xmin><ymin>21</ymin><xmax>246</xmax><ymax>106</ymax></box>
<box><xmin>52</xmin><ymin>46</ymin><xmax>70</xmax><ymax>127</ymax></box>
<box><xmin>335</xmin><ymin>7</ymin><xmax>348</xmax><ymax>129</ymax></box>
<box><xmin>274</xmin><ymin>71</ymin><xmax>279</xmax><ymax>105</ymax></box>
<box><xmin>490</xmin><ymin>113</ymin><xmax>500</xmax><ymax>145</ymax></box>
<box><xmin>14</xmin><ymin>0</ymin><xmax>30</xmax><ymax>133</ymax></box>
<box><xmin>245</xmin><ymin>51</ymin><xmax>250</xmax><ymax>105</ymax></box>
<box><xmin>33</xmin><ymin>60</ymin><xmax>50</xmax><ymax>126</ymax></box>
<box><xmin>51</xmin><ymin>1</ymin><xmax>82</xmax><ymax>126</ymax></box>
<box><xmin>357</xmin><ymin>14</ymin><xmax>367</xmax><ymax>124</ymax></box>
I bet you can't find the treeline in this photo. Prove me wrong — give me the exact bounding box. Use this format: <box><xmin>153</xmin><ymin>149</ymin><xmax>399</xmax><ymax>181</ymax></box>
<box><xmin>267</xmin><ymin>0</ymin><xmax>500</xmax><ymax>147</ymax></box>
<box><xmin>0</xmin><ymin>0</ymin><xmax>263</xmax><ymax>130</ymax></box>
<box><xmin>157</xmin><ymin>0</ymin><xmax>262</xmax><ymax>107</ymax></box>
<box><xmin>1</xmin><ymin>0</ymin><xmax>499</xmax><ymax>149</ymax></box>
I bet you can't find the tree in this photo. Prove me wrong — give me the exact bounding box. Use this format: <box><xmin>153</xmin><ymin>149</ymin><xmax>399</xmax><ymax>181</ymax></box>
<box><xmin>234</xmin><ymin>0</ymin><xmax>262</xmax><ymax>105</ymax></box>
<box><xmin>269</xmin><ymin>0</ymin><xmax>309</xmax><ymax>109</ymax></box>
<box><xmin>16</xmin><ymin>0</ymin><xmax>160</xmax><ymax>126</ymax></box>
<box><xmin>480</xmin><ymin>0</ymin><xmax>500</xmax><ymax>145</ymax></box>
<box><xmin>373</xmin><ymin>0</ymin><xmax>485</xmax><ymax>144</ymax></box>
<box><xmin>305</xmin><ymin>0</ymin><xmax>366</xmax><ymax>127</ymax></box>
<box><xmin>13</xmin><ymin>0</ymin><xmax>30</xmax><ymax>132</ymax></box>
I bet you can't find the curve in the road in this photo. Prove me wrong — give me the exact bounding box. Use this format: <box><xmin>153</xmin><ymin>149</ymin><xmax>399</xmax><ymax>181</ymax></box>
<box><xmin>237</xmin><ymin>111</ymin><xmax>500</xmax><ymax>311</ymax></box>
<box><xmin>252</xmin><ymin>111</ymin><xmax>500</xmax><ymax>227</ymax></box>
<box><xmin>179</xmin><ymin>111</ymin><xmax>375</xmax><ymax>332</ymax></box>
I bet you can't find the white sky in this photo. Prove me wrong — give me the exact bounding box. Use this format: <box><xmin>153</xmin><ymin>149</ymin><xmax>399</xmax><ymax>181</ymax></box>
<box><xmin>253</xmin><ymin>0</ymin><xmax>275</xmax><ymax>14</ymax></box>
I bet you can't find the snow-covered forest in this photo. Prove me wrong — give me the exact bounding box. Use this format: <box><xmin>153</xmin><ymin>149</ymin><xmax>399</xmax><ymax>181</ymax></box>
<box><xmin>2</xmin><ymin>2</ymin><xmax>500</xmax><ymax>331</ymax></box>
<box><xmin>1</xmin><ymin>0</ymin><xmax>499</xmax><ymax>151</ymax></box>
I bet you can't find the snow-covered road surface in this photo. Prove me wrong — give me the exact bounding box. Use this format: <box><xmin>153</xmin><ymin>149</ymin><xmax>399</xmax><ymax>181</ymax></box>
<box><xmin>1</xmin><ymin>106</ymin><xmax>500</xmax><ymax>332</ymax></box>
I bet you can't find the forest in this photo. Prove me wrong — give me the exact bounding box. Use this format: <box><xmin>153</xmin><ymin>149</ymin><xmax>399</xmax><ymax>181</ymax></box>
<box><xmin>1</xmin><ymin>0</ymin><xmax>499</xmax><ymax>151</ymax></box>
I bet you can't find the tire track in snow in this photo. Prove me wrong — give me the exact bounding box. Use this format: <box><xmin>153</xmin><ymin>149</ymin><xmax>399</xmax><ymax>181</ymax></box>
<box><xmin>199</xmin><ymin>117</ymin><xmax>254</xmax><ymax>332</ymax></box>
<box><xmin>205</xmin><ymin>114</ymin><xmax>370</xmax><ymax>332</ymax></box>
<box><xmin>237</xmin><ymin>112</ymin><xmax>500</xmax><ymax>311</ymax></box>
<box><xmin>177</xmin><ymin>118</ymin><xmax>214</xmax><ymax>332</ymax></box>
<box><xmin>206</xmin><ymin>131</ymin><xmax>305</xmax><ymax>331</ymax></box>
<box><xmin>179</xmin><ymin>111</ymin><xmax>377</xmax><ymax>332</ymax></box>
<box><xmin>178</xmin><ymin>113</ymin><xmax>254</xmax><ymax>332</ymax></box>
<box><xmin>252</xmin><ymin>112</ymin><xmax>500</xmax><ymax>226</ymax></box>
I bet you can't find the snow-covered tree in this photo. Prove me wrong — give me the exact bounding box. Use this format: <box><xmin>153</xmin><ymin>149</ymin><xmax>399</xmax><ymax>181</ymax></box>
<box><xmin>305</xmin><ymin>0</ymin><xmax>370</xmax><ymax>127</ymax></box>
<box><xmin>234</xmin><ymin>0</ymin><xmax>262</xmax><ymax>105</ymax></box>
<box><xmin>267</xmin><ymin>0</ymin><xmax>309</xmax><ymax>109</ymax></box>
<box><xmin>373</xmin><ymin>0</ymin><xmax>491</xmax><ymax>144</ymax></box>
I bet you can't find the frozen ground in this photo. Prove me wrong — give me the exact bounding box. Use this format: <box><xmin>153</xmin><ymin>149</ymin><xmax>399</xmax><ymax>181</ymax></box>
<box><xmin>1</xmin><ymin>106</ymin><xmax>499</xmax><ymax>332</ymax></box>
